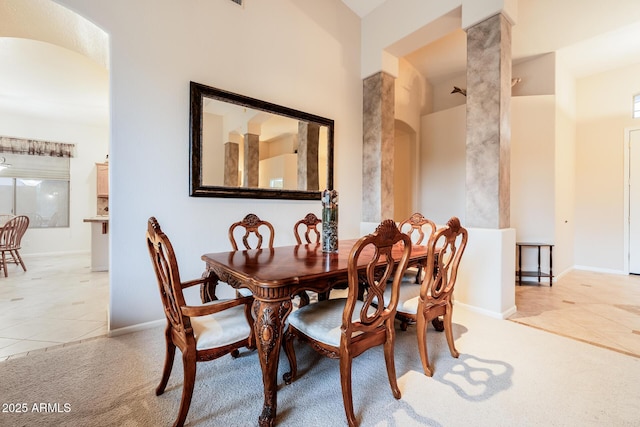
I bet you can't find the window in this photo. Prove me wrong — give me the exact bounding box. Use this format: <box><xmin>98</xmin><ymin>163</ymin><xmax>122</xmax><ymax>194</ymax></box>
<box><xmin>269</xmin><ymin>178</ymin><xmax>284</xmax><ymax>188</ymax></box>
<box><xmin>634</xmin><ymin>94</ymin><xmax>640</xmax><ymax>119</ymax></box>
<box><xmin>0</xmin><ymin>153</ymin><xmax>70</xmax><ymax>228</ymax></box>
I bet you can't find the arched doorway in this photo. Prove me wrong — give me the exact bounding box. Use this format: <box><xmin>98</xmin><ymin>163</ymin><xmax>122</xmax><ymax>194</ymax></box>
<box><xmin>394</xmin><ymin>119</ymin><xmax>418</xmax><ymax>222</ymax></box>
<box><xmin>0</xmin><ymin>0</ymin><xmax>110</xmax><ymax>357</ymax></box>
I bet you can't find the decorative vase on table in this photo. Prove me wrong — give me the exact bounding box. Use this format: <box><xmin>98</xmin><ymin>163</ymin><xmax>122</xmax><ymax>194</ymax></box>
<box><xmin>322</xmin><ymin>189</ymin><xmax>338</xmax><ymax>253</ymax></box>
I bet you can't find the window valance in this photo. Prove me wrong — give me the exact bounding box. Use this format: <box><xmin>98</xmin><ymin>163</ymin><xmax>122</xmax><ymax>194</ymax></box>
<box><xmin>0</xmin><ymin>136</ymin><xmax>75</xmax><ymax>158</ymax></box>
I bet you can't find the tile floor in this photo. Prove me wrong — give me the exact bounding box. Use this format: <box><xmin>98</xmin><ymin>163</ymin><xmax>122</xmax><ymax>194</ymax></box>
<box><xmin>509</xmin><ymin>269</ymin><xmax>640</xmax><ymax>358</ymax></box>
<box><xmin>0</xmin><ymin>253</ymin><xmax>108</xmax><ymax>361</ymax></box>
<box><xmin>1</xmin><ymin>253</ymin><xmax>638</xmax><ymax>362</ymax></box>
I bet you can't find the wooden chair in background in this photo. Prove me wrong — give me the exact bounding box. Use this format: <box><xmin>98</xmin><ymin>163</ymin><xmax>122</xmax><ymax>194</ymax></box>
<box><xmin>228</xmin><ymin>213</ymin><xmax>275</xmax><ymax>251</ymax></box>
<box><xmin>398</xmin><ymin>212</ymin><xmax>437</xmax><ymax>284</ymax></box>
<box><xmin>282</xmin><ymin>219</ymin><xmax>412</xmax><ymax>427</ymax></box>
<box><xmin>391</xmin><ymin>212</ymin><xmax>438</xmax><ymax>331</ymax></box>
<box><xmin>293</xmin><ymin>212</ymin><xmax>321</xmax><ymax>244</ymax></box>
<box><xmin>226</xmin><ymin>213</ymin><xmax>275</xmax><ymax>299</ymax></box>
<box><xmin>394</xmin><ymin>216</ymin><xmax>468</xmax><ymax>376</ymax></box>
<box><xmin>146</xmin><ymin>217</ymin><xmax>254</xmax><ymax>427</ymax></box>
<box><xmin>293</xmin><ymin>213</ymin><xmax>322</xmax><ymax>305</ymax></box>
<box><xmin>0</xmin><ymin>215</ymin><xmax>29</xmax><ymax>277</ymax></box>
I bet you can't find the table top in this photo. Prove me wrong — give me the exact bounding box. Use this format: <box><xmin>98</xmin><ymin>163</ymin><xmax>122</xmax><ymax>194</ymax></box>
<box><xmin>201</xmin><ymin>239</ymin><xmax>428</xmax><ymax>292</ymax></box>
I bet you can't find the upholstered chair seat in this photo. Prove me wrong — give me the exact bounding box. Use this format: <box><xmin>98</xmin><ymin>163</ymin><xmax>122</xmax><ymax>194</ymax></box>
<box><xmin>191</xmin><ymin>303</ymin><xmax>253</xmax><ymax>350</ymax></box>
<box><xmin>383</xmin><ymin>280</ymin><xmax>421</xmax><ymax>315</ymax></box>
<box><xmin>287</xmin><ymin>299</ymin><xmax>375</xmax><ymax>347</ymax></box>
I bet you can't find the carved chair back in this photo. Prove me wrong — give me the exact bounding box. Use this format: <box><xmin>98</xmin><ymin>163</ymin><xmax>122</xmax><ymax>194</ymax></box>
<box><xmin>283</xmin><ymin>219</ymin><xmax>412</xmax><ymax>427</ymax></box>
<box><xmin>228</xmin><ymin>213</ymin><xmax>275</xmax><ymax>250</ymax></box>
<box><xmin>399</xmin><ymin>212</ymin><xmax>436</xmax><ymax>245</ymax></box>
<box><xmin>422</xmin><ymin>216</ymin><xmax>468</xmax><ymax>308</ymax></box>
<box><xmin>146</xmin><ymin>217</ymin><xmax>190</xmax><ymax>334</ymax></box>
<box><xmin>293</xmin><ymin>212</ymin><xmax>322</xmax><ymax>244</ymax></box>
<box><xmin>343</xmin><ymin>219</ymin><xmax>412</xmax><ymax>341</ymax></box>
<box><xmin>398</xmin><ymin>212</ymin><xmax>436</xmax><ymax>283</ymax></box>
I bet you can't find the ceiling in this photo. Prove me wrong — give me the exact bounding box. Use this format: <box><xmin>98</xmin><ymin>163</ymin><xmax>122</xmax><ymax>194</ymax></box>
<box><xmin>343</xmin><ymin>0</ymin><xmax>640</xmax><ymax>84</ymax></box>
<box><xmin>1</xmin><ymin>1</ymin><xmax>640</xmax><ymax>126</ymax></box>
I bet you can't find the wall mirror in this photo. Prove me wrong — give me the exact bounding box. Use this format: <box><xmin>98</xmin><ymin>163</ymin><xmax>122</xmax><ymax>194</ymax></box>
<box><xmin>190</xmin><ymin>81</ymin><xmax>334</xmax><ymax>200</ymax></box>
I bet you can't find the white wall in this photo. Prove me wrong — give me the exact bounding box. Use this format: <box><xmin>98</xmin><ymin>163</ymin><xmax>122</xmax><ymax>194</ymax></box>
<box><xmin>56</xmin><ymin>0</ymin><xmax>363</xmax><ymax>330</ymax></box>
<box><xmin>0</xmin><ymin>110</ymin><xmax>108</xmax><ymax>255</ymax></box>
<box><xmin>575</xmin><ymin>63</ymin><xmax>640</xmax><ymax>272</ymax></box>
<box><xmin>553</xmin><ymin>56</ymin><xmax>577</xmax><ymax>278</ymax></box>
<box><xmin>420</xmin><ymin>105</ymin><xmax>466</xmax><ymax>224</ymax></box>
<box><xmin>510</xmin><ymin>95</ymin><xmax>556</xmax><ymax>275</ymax></box>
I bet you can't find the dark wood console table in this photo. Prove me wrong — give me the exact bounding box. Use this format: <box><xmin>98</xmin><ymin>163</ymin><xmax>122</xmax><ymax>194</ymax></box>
<box><xmin>516</xmin><ymin>242</ymin><xmax>553</xmax><ymax>286</ymax></box>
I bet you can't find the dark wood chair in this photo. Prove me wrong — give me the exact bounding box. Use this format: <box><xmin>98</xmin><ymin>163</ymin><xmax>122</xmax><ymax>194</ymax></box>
<box><xmin>395</xmin><ymin>216</ymin><xmax>468</xmax><ymax>376</ymax></box>
<box><xmin>293</xmin><ymin>212</ymin><xmax>322</xmax><ymax>244</ymax></box>
<box><xmin>282</xmin><ymin>219</ymin><xmax>412</xmax><ymax>427</ymax></box>
<box><xmin>0</xmin><ymin>215</ymin><xmax>29</xmax><ymax>277</ymax></box>
<box><xmin>226</xmin><ymin>213</ymin><xmax>275</xmax><ymax>299</ymax></box>
<box><xmin>399</xmin><ymin>212</ymin><xmax>436</xmax><ymax>284</ymax></box>
<box><xmin>293</xmin><ymin>213</ymin><xmax>322</xmax><ymax>304</ymax></box>
<box><xmin>146</xmin><ymin>217</ymin><xmax>255</xmax><ymax>427</ymax></box>
<box><xmin>228</xmin><ymin>213</ymin><xmax>275</xmax><ymax>251</ymax></box>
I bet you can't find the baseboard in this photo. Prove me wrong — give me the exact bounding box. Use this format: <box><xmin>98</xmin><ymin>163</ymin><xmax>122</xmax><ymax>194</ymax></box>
<box><xmin>108</xmin><ymin>319</ymin><xmax>165</xmax><ymax>338</ymax></box>
<box><xmin>573</xmin><ymin>265</ymin><xmax>627</xmax><ymax>275</ymax></box>
<box><xmin>22</xmin><ymin>250</ymin><xmax>90</xmax><ymax>258</ymax></box>
<box><xmin>455</xmin><ymin>301</ymin><xmax>517</xmax><ymax>320</ymax></box>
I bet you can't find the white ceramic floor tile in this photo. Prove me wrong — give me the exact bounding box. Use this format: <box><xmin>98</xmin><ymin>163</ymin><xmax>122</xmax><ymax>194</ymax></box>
<box><xmin>0</xmin><ymin>253</ymin><xmax>108</xmax><ymax>359</ymax></box>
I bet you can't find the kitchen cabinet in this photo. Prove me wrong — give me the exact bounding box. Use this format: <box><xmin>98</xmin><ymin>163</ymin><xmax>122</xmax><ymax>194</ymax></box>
<box><xmin>97</xmin><ymin>162</ymin><xmax>109</xmax><ymax>197</ymax></box>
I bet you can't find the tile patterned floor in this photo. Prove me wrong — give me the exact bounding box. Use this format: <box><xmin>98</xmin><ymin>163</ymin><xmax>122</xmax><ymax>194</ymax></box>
<box><xmin>0</xmin><ymin>253</ymin><xmax>108</xmax><ymax>361</ymax></box>
<box><xmin>1</xmin><ymin>253</ymin><xmax>638</xmax><ymax>361</ymax></box>
<box><xmin>508</xmin><ymin>269</ymin><xmax>640</xmax><ymax>358</ymax></box>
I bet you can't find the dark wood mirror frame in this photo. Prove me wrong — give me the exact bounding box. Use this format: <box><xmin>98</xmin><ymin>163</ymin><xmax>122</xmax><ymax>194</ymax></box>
<box><xmin>189</xmin><ymin>81</ymin><xmax>334</xmax><ymax>200</ymax></box>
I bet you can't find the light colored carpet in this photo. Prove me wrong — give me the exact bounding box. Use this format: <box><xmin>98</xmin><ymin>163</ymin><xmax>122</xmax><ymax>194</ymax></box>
<box><xmin>1</xmin><ymin>306</ymin><xmax>638</xmax><ymax>426</ymax></box>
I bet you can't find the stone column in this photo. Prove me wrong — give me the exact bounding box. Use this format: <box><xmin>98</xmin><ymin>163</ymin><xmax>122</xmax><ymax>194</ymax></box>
<box><xmin>243</xmin><ymin>133</ymin><xmax>259</xmax><ymax>188</ymax></box>
<box><xmin>224</xmin><ymin>141</ymin><xmax>239</xmax><ymax>187</ymax></box>
<box><xmin>466</xmin><ymin>13</ymin><xmax>512</xmax><ymax>229</ymax></box>
<box><xmin>297</xmin><ymin>122</ymin><xmax>320</xmax><ymax>191</ymax></box>
<box><xmin>362</xmin><ymin>71</ymin><xmax>395</xmax><ymax>222</ymax></box>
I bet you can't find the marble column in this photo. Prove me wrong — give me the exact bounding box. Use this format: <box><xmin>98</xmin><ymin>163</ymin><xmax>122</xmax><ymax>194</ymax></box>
<box><xmin>243</xmin><ymin>133</ymin><xmax>259</xmax><ymax>188</ymax></box>
<box><xmin>362</xmin><ymin>71</ymin><xmax>395</xmax><ymax>222</ymax></box>
<box><xmin>297</xmin><ymin>122</ymin><xmax>320</xmax><ymax>191</ymax></box>
<box><xmin>224</xmin><ymin>141</ymin><xmax>239</xmax><ymax>187</ymax></box>
<box><xmin>466</xmin><ymin>13</ymin><xmax>512</xmax><ymax>229</ymax></box>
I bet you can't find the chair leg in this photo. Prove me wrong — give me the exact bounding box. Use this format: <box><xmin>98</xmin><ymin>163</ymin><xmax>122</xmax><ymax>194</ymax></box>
<box><xmin>416</xmin><ymin>311</ymin><xmax>433</xmax><ymax>377</ymax></box>
<box><xmin>339</xmin><ymin>354</ymin><xmax>357</xmax><ymax>427</ymax></box>
<box><xmin>1</xmin><ymin>251</ymin><xmax>7</xmax><ymax>277</ymax></box>
<box><xmin>443</xmin><ymin>305</ymin><xmax>459</xmax><ymax>358</ymax></box>
<box><xmin>174</xmin><ymin>349</ymin><xmax>197</xmax><ymax>427</ymax></box>
<box><xmin>383</xmin><ymin>324</ymin><xmax>401</xmax><ymax>399</ymax></box>
<box><xmin>13</xmin><ymin>250</ymin><xmax>26</xmax><ymax>272</ymax></box>
<box><xmin>282</xmin><ymin>328</ymin><xmax>297</xmax><ymax>384</ymax></box>
<box><xmin>297</xmin><ymin>291</ymin><xmax>310</xmax><ymax>307</ymax></box>
<box><xmin>156</xmin><ymin>325</ymin><xmax>176</xmax><ymax>396</ymax></box>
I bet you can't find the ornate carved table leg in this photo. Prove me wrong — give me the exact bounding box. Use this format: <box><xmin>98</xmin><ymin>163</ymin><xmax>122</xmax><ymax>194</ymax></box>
<box><xmin>253</xmin><ymin>298</ymin><xmax>292</xmax><ymax>427</ymax></box>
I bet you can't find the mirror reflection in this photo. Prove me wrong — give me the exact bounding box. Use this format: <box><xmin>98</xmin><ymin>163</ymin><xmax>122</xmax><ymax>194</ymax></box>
<box><xmin>190</xmin><ymin>82</ymin><xmax>334</xmax><ymax>200</ymax></box>
<box><xmin>201</xmin><ymin>98</ymin><xmax>328</xmax><ymax>191</ymax></box>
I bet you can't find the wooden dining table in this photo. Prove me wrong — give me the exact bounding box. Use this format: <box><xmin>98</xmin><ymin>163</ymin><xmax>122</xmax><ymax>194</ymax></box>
<box><xmin>201</xmin><ymin>238</ymin><xmax>429</xmax><ymax>426</ymax></box>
